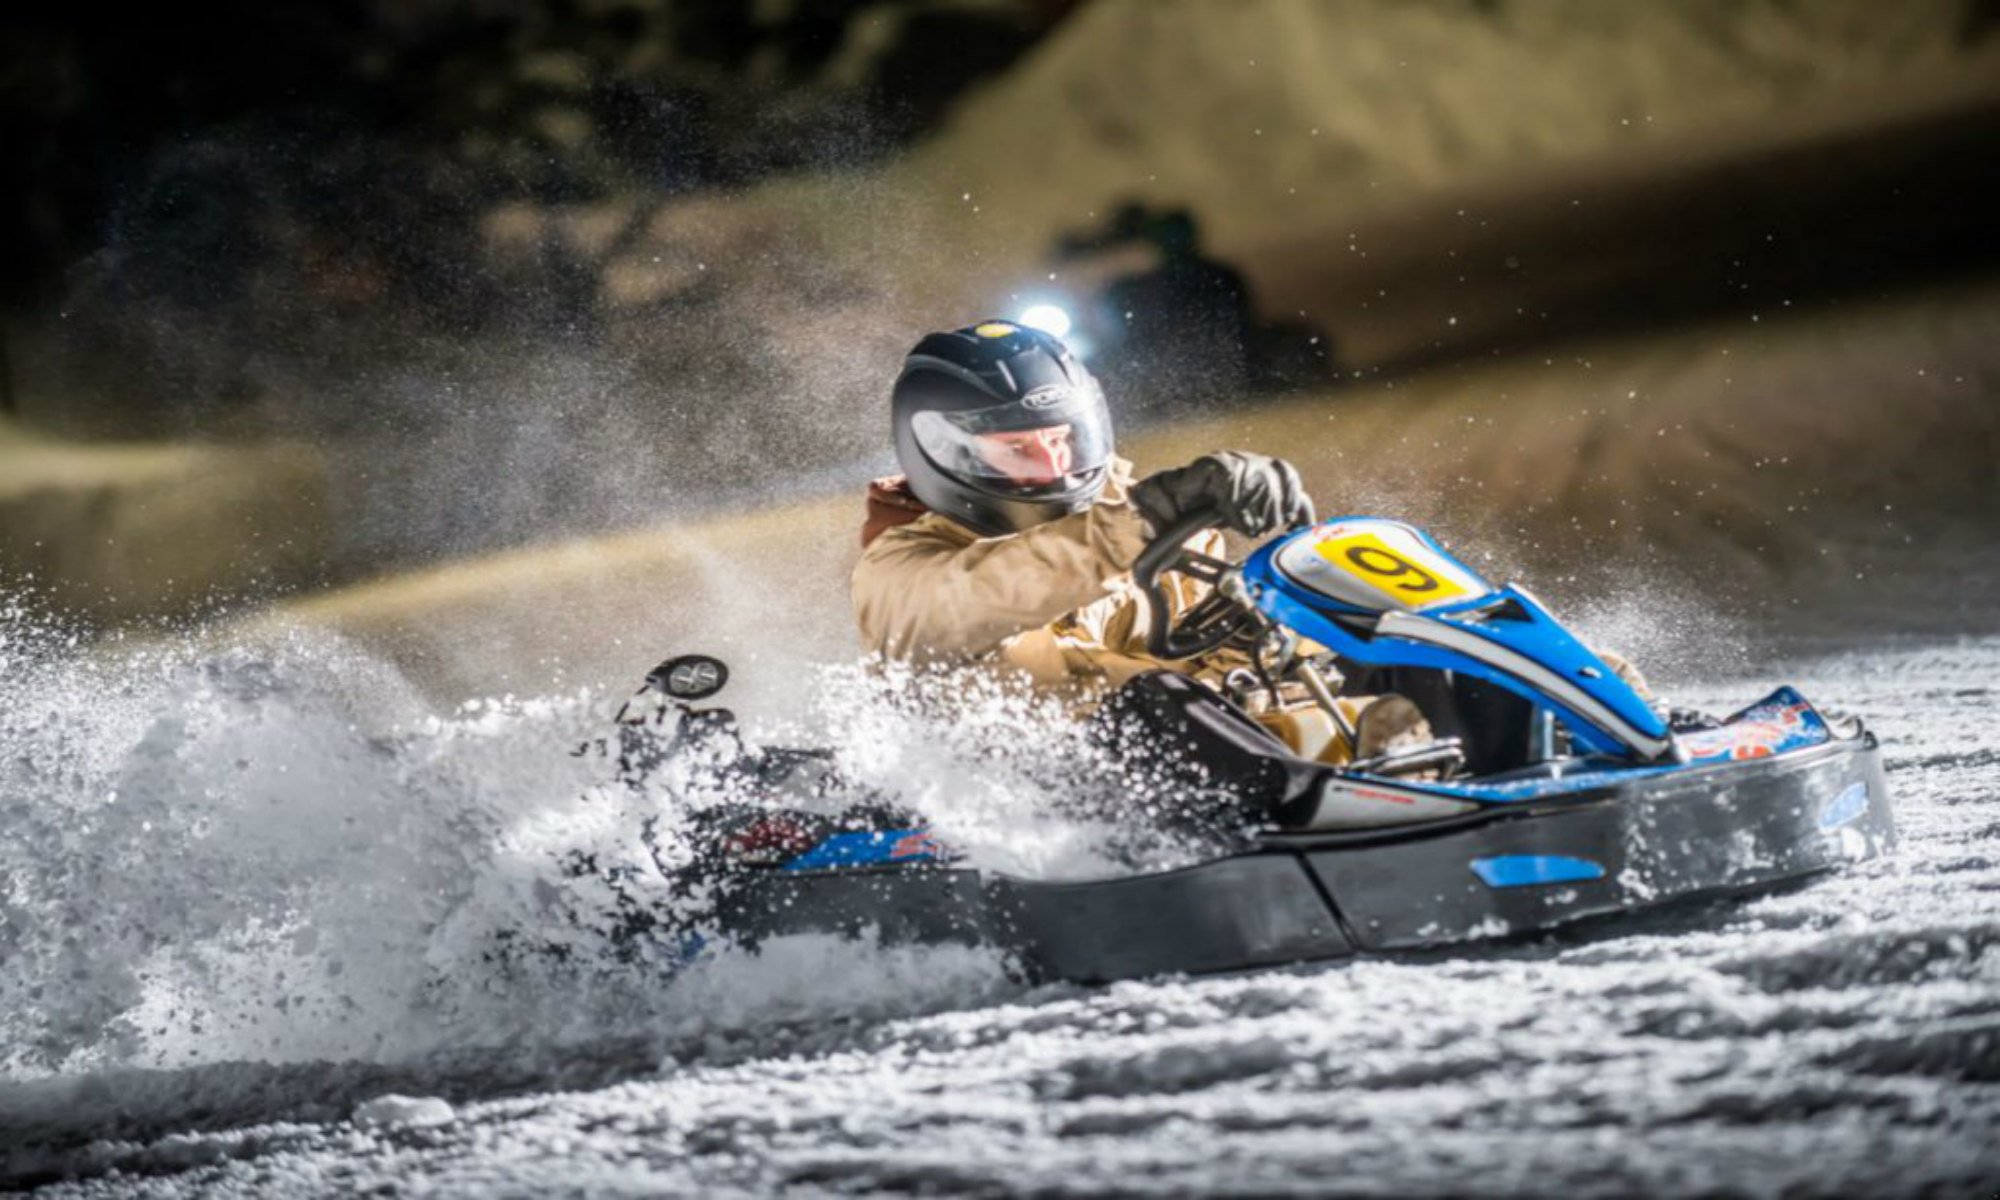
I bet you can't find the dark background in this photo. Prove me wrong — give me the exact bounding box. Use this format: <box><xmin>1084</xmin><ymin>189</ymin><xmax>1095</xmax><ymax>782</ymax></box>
<box><xmin>2</xmin><ymin>0</ymin><xmax>1996</xmax><ymax>634</ymax></box>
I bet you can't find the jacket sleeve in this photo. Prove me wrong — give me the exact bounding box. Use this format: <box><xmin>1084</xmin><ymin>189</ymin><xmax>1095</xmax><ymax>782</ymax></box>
<box><xmin>853</xmin><ymin>503</ymin><xmax>1155</xmax><ymax>661</ymax></box>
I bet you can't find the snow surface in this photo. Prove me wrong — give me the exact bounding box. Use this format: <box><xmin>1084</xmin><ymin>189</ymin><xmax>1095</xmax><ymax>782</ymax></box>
<box><xmin>2</xmin><ymin>610</ymin><xmax>1996</xmax><ymax>1196</ymax></box>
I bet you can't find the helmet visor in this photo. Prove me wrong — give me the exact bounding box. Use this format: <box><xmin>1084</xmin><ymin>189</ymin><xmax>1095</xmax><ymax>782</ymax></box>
<box><xmin>910</xmin><ymin>387</ymin><xmax>1114</xmax><ymax>493</ymax></box>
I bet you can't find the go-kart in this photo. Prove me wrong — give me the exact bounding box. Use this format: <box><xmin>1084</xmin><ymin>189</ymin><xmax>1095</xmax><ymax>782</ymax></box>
<box><xmin>588</xmin><ymin>513</ymin><xmax>1894</xmax><ymax>985</ymax></box>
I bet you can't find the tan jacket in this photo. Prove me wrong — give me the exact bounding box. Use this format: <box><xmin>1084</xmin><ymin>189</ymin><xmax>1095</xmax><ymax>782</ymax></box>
<box><xmin>852</xmin><ymin>460</ymin><xmax>1224</xmax><ymax>700</ymax></box>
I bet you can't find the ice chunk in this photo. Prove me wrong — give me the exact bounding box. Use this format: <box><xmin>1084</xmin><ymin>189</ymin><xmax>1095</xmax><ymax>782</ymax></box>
<box><xmin>354</xmin><ymin>1094</ymin><xmax>456</xmax><ymax>1128</ymax></box>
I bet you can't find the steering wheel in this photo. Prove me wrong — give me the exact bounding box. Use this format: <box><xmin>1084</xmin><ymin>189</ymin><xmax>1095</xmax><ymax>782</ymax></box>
<box><xmin>1132</xmin><ymin>509</ymin><xmax>1263</xmax><ymax>660</ymax></box>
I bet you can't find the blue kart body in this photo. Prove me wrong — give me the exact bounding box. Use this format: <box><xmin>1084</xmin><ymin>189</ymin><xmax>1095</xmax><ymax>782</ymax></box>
<box><xmin>670</xmin><ymin>517</ymin><xmax>1894</xmax><ymax>983</ymax></box>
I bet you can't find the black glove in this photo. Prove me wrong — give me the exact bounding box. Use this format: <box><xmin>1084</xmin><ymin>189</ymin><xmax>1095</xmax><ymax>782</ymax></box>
<box><xmin>1130</xmin><ymin>451</ymin><xmax>1315</xmax><ymax>539</ymax></box>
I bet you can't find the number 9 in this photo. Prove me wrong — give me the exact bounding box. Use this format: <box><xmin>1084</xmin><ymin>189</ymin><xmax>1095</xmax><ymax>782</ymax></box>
<box><xmin>1346</xmin><ymin>545</ymin><xmax>1441</xmax><ymax>592</ymax></box>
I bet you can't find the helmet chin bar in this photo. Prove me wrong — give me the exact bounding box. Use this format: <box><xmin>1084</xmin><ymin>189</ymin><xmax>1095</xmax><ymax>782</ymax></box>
<box><xmin>969</xmin><ymin>466</ymin><xmax>1104</xmax><ymax>502</ymax></box>
<box><xmin>945</xmin><ymin>473</ymin><xmax>1105</xmax><ymax>536</ymax></box>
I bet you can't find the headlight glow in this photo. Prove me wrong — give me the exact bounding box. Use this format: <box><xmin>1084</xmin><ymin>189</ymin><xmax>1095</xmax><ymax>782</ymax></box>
<box><xmin>1019</xmin><ymin>304</ymin><xmax>1073</xmax><ymax>339</ymax></box>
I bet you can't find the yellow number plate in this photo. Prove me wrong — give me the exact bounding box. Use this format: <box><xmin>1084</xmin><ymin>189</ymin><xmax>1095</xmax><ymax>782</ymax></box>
<box><xmin>1314</xmin><ymin>531</ymin><xmax>1473</xmax><ymax>608</ymax></box>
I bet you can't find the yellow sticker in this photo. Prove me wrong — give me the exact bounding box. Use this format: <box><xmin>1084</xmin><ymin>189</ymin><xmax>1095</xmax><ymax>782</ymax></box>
<box><xmin>1314</xmin><ymin>531</ymin><xmax>1471</xmax><ymax>608</ymax></box>
<box><xmin>973</xmin><ymin>322</ymin><xmax>1017</xmax><ymax>338</ymax></box>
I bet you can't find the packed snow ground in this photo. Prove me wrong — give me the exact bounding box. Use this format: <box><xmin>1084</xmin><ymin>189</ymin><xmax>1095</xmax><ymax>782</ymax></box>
<box><xmin>2</xmin><ymin>613</ymin><xmax>1996</xmax><ymax>1195</ymax></box>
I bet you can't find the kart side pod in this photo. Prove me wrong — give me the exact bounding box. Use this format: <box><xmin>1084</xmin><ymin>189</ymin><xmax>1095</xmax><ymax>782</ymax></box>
<box><xmin>714</xmin><ymin>723</ymin><xmax>1891</xmax><ymax>985</ymax></box>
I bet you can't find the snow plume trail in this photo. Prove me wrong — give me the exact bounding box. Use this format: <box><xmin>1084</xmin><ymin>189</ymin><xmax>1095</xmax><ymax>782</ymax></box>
<box><xmin>0</xmin><ymin>584</ymin><xmax>1693</xmax><ymax>1093</ymax></box>
<box><xmin>0</xmin><ymin>608</ymin><xmax>622</xmax><ymax>1079</ymax></box>
<box><xmin>800</xmin><ymin>660</ymin><xmax>1241</xmax><ymax>880</ymax></box>
<box><xmin>1</xmin><ymin>615</ymin><xmax>1199</xmax><ymax>1128</ymax></box>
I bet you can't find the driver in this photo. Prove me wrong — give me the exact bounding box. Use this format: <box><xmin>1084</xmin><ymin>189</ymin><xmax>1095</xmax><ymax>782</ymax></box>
<box><xmin>852</xmin><ymin>319</ymin><xmax>1428</xmax><ymax>759</ymax></box>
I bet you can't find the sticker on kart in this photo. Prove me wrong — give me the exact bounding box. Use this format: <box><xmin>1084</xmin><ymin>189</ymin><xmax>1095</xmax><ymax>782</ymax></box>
<box><xmin>781</xmin><ymin>828</ymin><xmax>957</xmax><ymax>872</ymax></box>
<box><xmin>1679</xmin><ymin>690</ymin><xmax>1831</xmax><ymax>763</ymax></box>
<box><xmin>1276</xmin><ymin>519</ymin><xmax>1493</xmax><ymax>613</ymax></box>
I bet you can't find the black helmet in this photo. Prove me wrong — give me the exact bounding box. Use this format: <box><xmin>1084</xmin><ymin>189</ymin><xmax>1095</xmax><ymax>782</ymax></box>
<box><xmin>892</xmin><ymin>320</ymin><xmax>1116</xmax><ymax>536</ymax></box>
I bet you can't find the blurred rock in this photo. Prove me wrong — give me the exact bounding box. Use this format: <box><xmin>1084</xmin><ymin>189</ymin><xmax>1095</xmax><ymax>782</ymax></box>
<box><xmin>1054</xmin><ymin>204</ymin><xmax>1338</xmax><ymax>416</ymax></box>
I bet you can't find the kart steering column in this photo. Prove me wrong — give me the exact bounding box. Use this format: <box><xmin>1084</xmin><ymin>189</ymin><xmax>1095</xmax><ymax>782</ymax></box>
<box><xmin>1290</xmin><ymin>655</ymin><xmax>1359</xmax><ymax>755</ymax></box>
<box><xmin>1133</xmin><ymin>509</ymin><xmax>1360</xmax><ymax>753</ymax></box>
<box><xmin>1133</xmin><ymin>508</ymin><xmax>1237</xmax><ymax>661</ymax></box>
